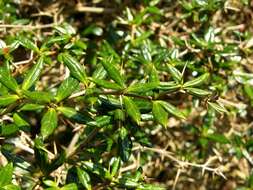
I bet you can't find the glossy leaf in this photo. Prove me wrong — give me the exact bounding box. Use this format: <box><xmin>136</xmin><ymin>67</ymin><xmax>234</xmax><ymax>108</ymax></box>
<box><xmin>152</xmin><ymin>101</ymin><xmax>168</xmax><ymax>127</ymax></box>
<box><xmin>185</xmin><ymin>87</ymin><xmax>211</xmax><ymax>97</ymax></box>
<box><xmin>167</xmin><ymin>64</ymin><xmax>182</xmax><ymax>83</ymax></box>
<box><xmin>77</xmin><ymin>168</ymin><xmax>91</xmax><ymax>190</ymax></box>
<box><xmin>126</xmin><ymin>82</ymin><xmax>157</xmax><ymax>93</ymax></box>
<box><xmin>158</xmin><ymin>101</ymin><xmax>185</xmax><ymax>119</ymax></box>
<box><xmin>118</xmin><ymin>127</ymin><xmax>132</xmax><ymax>162</ymax></box>
<box><xmin>0</xmin><ymin>124</ymin><xmax>19</xmax><ymax>136</ymax></box>
<box><xmin>19</xmin><ymin>103</ymin><xmax>45</xmax><ymax>111</ymax></box>
<box><xmin>109</xmin><ymin>157</ymin><xmax>121</xmax><ymax>177</ymax></box>
<box><xmin>183</xmin><ymin>73</ymin><xmax>209</xmax><ymax>88</ymax></box>
<box><xmin>13</xmin><ymin>113</ymin><xmax>29</xmax><ymax>127</ymax></box>
<box><xmin>23</xmin><ymin>90</ymin><xmax>54</xmax><ymax>103</ymax></box>
<box><xmin>61</xmin><ymin>183</ymin><xmax>78</xmax><ymax>190</ymax></box>
<box><xmin>0</xmin><ymin>67</ymin><xmax>19</xmax><ymax>93</ymax></box>
<box><xmin>0</xmin><ymin>95</ymin><xmax>19</xmax><ymax>107</ymax></box>
<box><xmin>158</xmin><ymin>81</ymin><xmax>181</xmax><ymax>91</ymax></box>
<box><xmin>82</xmin><ymin>161</ymin><xmax>111</xmax><ymax>180</ymax></box>
<box><xmin>208</xmin><ymin>102</ymin><xmax>228</xmax><ymax>114</ymax></box>
<box><xmin>91</xmin><ymin>78</ymin><xmax>123</xmax><ymax>90</ymax></box>
<box><xmin>41</xmin><ymin>108</ymin><xmax>58</xmax><ymax>138</ymax></box>
<box><xmin>57</xmin><ymin>106</ymin><xmax>90</xmax><ymax>123</ymax></box>
<box><xmin>0</xmin><ymin>163</ymin><xmax>13</xmax><ymax>187</ymax></box>
<box><xmin>55</xmin><ymin>77</ymin><xmax>79</xmax><ymax>102</ymax></box>
<box><xmin>16</xmin><ymin>36</ymin><xmax>39</xmax><ymax>52</ymax></box>
<box><xmin>59</xmin><ymin>53</ymin><xmax>87</xmax><ymax>84</ymax></box>
<box><xmin>22</xmin><ymin>56</ymin><xmax>45</xmax><ymax>90</ymax></box>
<box><xmin>123</xmin><ymin>96</ymin><xmax>141</xmax><ymax>124</ymax></box>
<box><xmin>206</xmin><ymin>133</ymin><xmax>230</xmax><ymax>144</ymax></box>
<box><xmin>101</xmin><ymin>56</ymin><xmax>124</xmax><ymax>87</ymax></box>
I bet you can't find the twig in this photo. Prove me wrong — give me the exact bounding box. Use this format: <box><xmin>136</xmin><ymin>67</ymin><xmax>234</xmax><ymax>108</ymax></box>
<box><xmin>0</xmin><ymin>23</ymin><xmax>54</xmax><ymax>30</ymax></box>
<box><xmin>76</xmin><ymin>5</ymin><xmax>114</xmax><ymax>13</ymax></box>
<box><xmin>134</xmin><ymin>145</ymin><xmax>226</xmax><ymax>179</ymax></box>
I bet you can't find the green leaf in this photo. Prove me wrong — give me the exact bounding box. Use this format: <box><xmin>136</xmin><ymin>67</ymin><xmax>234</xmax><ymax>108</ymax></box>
<box><xmin>43</xmin><ymin>180</ymin><xmax>58</xmax><ymax>187</ymax></box>
<box><xmin>152</xmin><ymin>101</ymin><xmax>168</xmax><ymax>127</ymax></box>
<box><xmin>109</xmin><ymin>157</ymin><xmax>121</xmax><ymax>177</ymax></box>
<box><xmin>34</xmin><ymin>138</ymin><xmax>49</xmax><ymax>174</ymax></box>
<box><xmin>82</xmin><ymin>161</ymin><xmax>111</xmax><ymax>180</ymax></box>
<box><xmin>149</xmin><ymin>65</ymin><xmax>159</xmax><ymax>84</ymax></box>
<box><xmin>206</xmin><ymin>133</ymin><xmax>230</xmax><ymax>144</ymax></box>
<box><xmin>13</xmin><ymin>113</ymin><xmax>29</xmax><ymax>127</ymax></box>
<box><xmin>118</xmin><ymin>127</ymin><xmax>132</xmax><ymax>162</ymax></box>
<box><xmin>158</xmin><ymin>101</ymin><xmax>185</xmax><ymax>119</ymax></box>
<box><xmin>55</xmin><ymin>77</ymin><xmax>79</xmax><ymax>102</ymax></box>
<box><xmin>137</xmin><ymin>184</ymin><xmax>166</xmax><ymax>190</ymax></box>
<box><xmin>208</xmin><ymin>102</ymin><xmax>228</xmax><ymax>114</ymax></box>
<box><xmin>91</xmin><ymin>78</ymin><xmax>123</xmax><ymax>90</ymax></box>
<box><xmin>158</xmin><ymin>81</ymin><xmax>181</xmax><ymax>91</ymax></box>
<box><xmin>126</xmin><ymin>82</ymin><xmax>157</xmax><ymax>93</ymax></box>
<box><xmin>41</xmin><ymin>108</ymin><xmax>58</xmax><ymax>138</ymax></box>
<box><xmin>185</xmin><ymin>87</ymin><xmax>211</xmax><ymax>97</ymax></box>
<box><xmin>0</xmin><ymin>163</ymin><xmax>13</xmax><ymax>186</ymax></box>
<box><xmin>48</xmin><ymin>152</ymin><xmax>66</xmax><ymax>173</ymax></box>
<box><xmin>23</xmin><ymin>90</ymin><xmax>54</xmax><ymax>103</ymax></box>
<box><xmin>58</xmin><ymin>53</ymin><xmax>87</xmax><ymax>84</ymax></box>
<box><xmin>183</xmin><ymin>73</ymin><xmax>209</xmax><ymax>88</ymax></box>
<box><xmin>16</xmin><ymin>36</ymin><xmax>39</xmax><ymax>52</ymax></box>
<box><xmin>0</xmin><ymin>67</ymin><xmax>19</xmax><ymax>93</ymax></box>
<box><xmin>61</xmin><ymin>183</ymin><xmax>78</xmax><ymax>190</ymax></box>
<box><xmin>0</xmin><ymin>124</ymin><xmax>19</xmax><ymax>136</ymax></box>
<box><xmin>22</xmin><ymin>56</ymin><xmax>45</xmax><ymax>90</ymax></box>
<box><xmin>77</xmin><ymin>168</ymin><xmax>91</xmax><ymax>190</ymax></box>
<box><xmin>2</xmin><ymin>184</ymin><xmax>21</xmax><ymax>190</ymax></box>
<box><xmin>167</xmin><ymin>64</ymin><xmax>182</xmax><ymax>83</ymax></box>
<box><xmin>101</xmin><ymin>56</ymin><xmax>124</xmax><ymax>87</ymax></box>
<box><xmin>0</xmin><ymin>95</ymin><xmax>19</xmax><ymax>107</ymax></box>
<box><xmin>19</xmin><ymin>103</ymin><xmax>45</xmax><ymax>111</ymax></box>
<box><xmin>54</xmin><ymin>23</ymin><xmax>76</xmax><ymax>36</ymax></box>
<box><xmin>123</xmin><ymin>96</ymin><xmax>141</xmax><ymax>124</ymax></box>
<box><xmin>57</xmin><ymin>106</ymin><xmax>91</xmax><ymax>123</ymax></box>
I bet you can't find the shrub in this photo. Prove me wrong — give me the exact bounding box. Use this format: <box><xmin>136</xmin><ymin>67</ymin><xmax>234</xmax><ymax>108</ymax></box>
<box><xmin>0</xmin><ymin>0</ymin><xmax>252</xmax><ymax>189</ymax></box>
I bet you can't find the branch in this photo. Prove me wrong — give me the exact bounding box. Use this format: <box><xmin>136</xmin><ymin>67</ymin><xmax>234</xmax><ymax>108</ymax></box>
<box><xmin>133</xmin><ymin>145</ymin><xmax>226</xmax><ymax>179</ymax></box>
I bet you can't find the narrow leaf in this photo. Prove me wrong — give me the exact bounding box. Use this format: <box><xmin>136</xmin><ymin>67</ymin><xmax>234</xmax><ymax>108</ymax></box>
<box><xmin>206</xmin><ymin>133</ymin><xmax>230</xmax><ymax>144</ymax></box>
<box><xmin>152</xmin><ymin>101</ymin><xmax>168</xmax><ymax>127</ymax></box>
<box><xmin>55</xmin><ymin>77</ymin><xmax>79</xmax><ymax>102</ymax></box>
<box><xmin>167</xmin><ymin>64</ymin><xmax>182</xmax><ymax>83</ymax></box>
<box><xmin>127</xmin><ymin>82</ymin><xmax>157</xmax><ymax>93</ymax></box>
<box><xmin>185</xmin><ymin>87</ymin><xmax>211</xmax><ymax>97</ymax></box>
<box><xmin>0</xmin><ymin>95</ymin><xmax>19</xmax><ymax>107</ymax></box>
<box><xmin>77</xmin><ymin>168</ymin><xmax>91</xmax><ymax>190</ymax></box>
<box><xmin>0</xmin><ymin>67</ymin><xmax>19</xmax><ymax>93</ymax></box>
<box><xmin>91</xmin><ymin>78</ymin><xmax>123</xmax><ymax>90</ymax></box>
<box><xmin>101</xmin><ymin>56</ymin><xmax>124</xmax><ymax>87</ymax></box>
<box><xmin>59</xmin><ymin>53</ymin><xmax>87</xmax><ymax>83</ymax></box>
<box><xmin>61</xmin><ymin>183</ymin><xmax>78</xmax><ymax>190</ymax></box>
<box><xmin>82</xmin><ymin>161</ymin><xmax>111</xmax><ymax>180</ymax></box>
<box><xmin>118</xmin><ymin>127</ymin><xmax>132</xmax><ymax>162</ymax></box>
<box><xmin>158</xmin><ymin>101</ymin><xmax>185</xmax><ymax>119</ymax></box>
<box><xmin>22</xmin><ymin>56</ymin><xmax>44</xmax><ymax>90</ymax></box>
<box><xmin>109</xmin><ymin>157</ymin><xmax>121</xmax><ymax>177</ymax></box>
<box><xmin>183</xmin><ymin>73</ymin><xmax>209</xmax><ymax>88</ymax></box>
<box><xmin>57</xmin><ymin>106</ymin><xmax>91</xmax><ymax>123</ymax></box>
<box><xmin>208</xmin><ymin>102</ymin><xmax>228</xmax><ymax>114</ymax></box>
<box><xmin>158</xmin><ymin>81</ymin><xmax>181</xmax><ymax>91</ymax></box>
<box><xmin>23</xmin><ymin>90</ymin><xmax>54</xmax><ymax>103</ymax></box>
<box><xmin>19</xmin><ymin>103</ymin><xmax>45</xmax><ymax>111</ymax></box>
<box><xmin>41</xmin><ymin>108</ymin><xmax>58</xmax><ymax>138</ymax></box>
<box><xmin>123</xmin><ymin>96</ymin><xmax>141</xmax><ymax>124</ymax></box>
<box><xmin>16</xmin><ymin>36</ymin><xmax>39</xmax><ymax>52</ymax></box>
<box><xmin>0</xmin><ymin>163</ymin><xmax>13</xmax><ymax>186</ymax></box>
